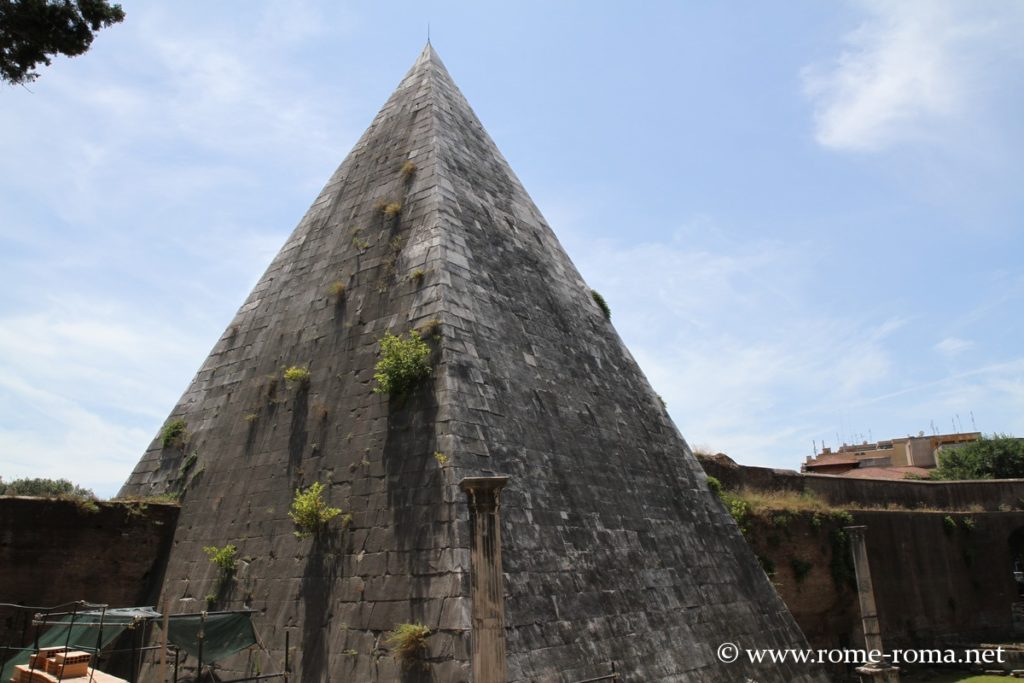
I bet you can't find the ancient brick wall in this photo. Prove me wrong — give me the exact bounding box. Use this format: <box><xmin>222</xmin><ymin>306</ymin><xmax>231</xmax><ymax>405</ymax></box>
<box><xmin>0</xmin><ymin>496</ymin><xmax>178</xmax><ymax>650</ymax></box>
<box><xmin>699</xmin><ymin>454</ymin><xmax>1024</xmax><ymax>511</ymax></box>
<box><xmin>744</xmin><ymin>509</ymin><xmax>1024</xmax><ymax>653</ymax></box>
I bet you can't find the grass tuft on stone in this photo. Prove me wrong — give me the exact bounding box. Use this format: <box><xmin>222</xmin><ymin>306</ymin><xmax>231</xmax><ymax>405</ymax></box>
<box><xmin>328</xmin><ymin>280</ymin><xmax>347</xmax><ymax>299</ymax></box>
<box><xmin>591</xmin><ymin>289</ymin><xmax>611</xmax><ymax>320</ymax></box>
<box><xmin>161</xmin><ymin>419</ymin><xmax>189</xmax><ymax>449</ymax></box>
<box><xmin>283</xmin><ymin>366</ymin><xmax>311</xmax><ymax>386</ymax></box>
<box><xmin>385</xmin><ymin>623</ymin><xmax>430</xmax><ymax>663</ymax></box>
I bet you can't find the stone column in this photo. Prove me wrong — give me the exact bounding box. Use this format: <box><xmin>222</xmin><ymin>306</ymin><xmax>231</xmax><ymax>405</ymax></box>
<box><xmin>460</xmin><ymin>476</ymin><xmax>509</xmax><ymax>683</ymax></box>
<box><xmin>846</xmin><ymin>525</ymin><xmax>900</xmax><ymax>683</ymax></box>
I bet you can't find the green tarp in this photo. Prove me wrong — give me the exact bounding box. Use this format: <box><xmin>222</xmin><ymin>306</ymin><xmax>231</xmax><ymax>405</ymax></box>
<box><xmin>0</xmin><ymin>607</ymin><xmax>154</xmax><ymax>680</ymax></box>
<box><xmin>162</xmin><ymin>611</ymin><xmax>258</xmax><ymax>663</ymax></box>
<box><xmin>1</xmin><ymin>608</ymin><xmax>258</xmax><ymax>680</ymax></box>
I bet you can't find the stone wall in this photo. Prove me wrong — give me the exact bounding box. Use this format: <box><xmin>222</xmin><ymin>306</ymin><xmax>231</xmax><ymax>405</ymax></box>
<box><xmin>4</xmin><ymin>479</ymin><xmax>1021</xmax><ymax>678</ymax></box>
<box><xmin>700</xmin><ymin>454</ymin><xmax>1024</xmax><ymax>511</ymax></box>
<box><xmin>0</xmin><ymin>496</ymin><xmax>178</xmax><ymax>650</ymax></box>
<box><xmin>743</xmin><ymin>508</ymin><xmax>1024</xmax><ymax>653</ymax></box>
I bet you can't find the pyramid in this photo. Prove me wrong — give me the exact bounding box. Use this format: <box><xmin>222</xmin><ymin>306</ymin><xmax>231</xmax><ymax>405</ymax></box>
<box><xmin>121</xmin><ymin>45</ymin><xmax>824</xmax><ymax>682</ymax></box>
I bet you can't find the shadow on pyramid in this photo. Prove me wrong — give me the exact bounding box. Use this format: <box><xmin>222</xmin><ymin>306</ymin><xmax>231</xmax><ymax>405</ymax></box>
<box><xmin>121</xmin><ymin>44</ymin><xmax>826</xmax><ymax>683</ymax></box>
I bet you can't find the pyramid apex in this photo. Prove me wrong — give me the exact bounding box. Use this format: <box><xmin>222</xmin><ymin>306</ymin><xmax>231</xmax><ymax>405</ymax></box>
<box><xmin>414</xmin><ymin>40</ymin><xmax>445</xmax><ymax>68</ymax></box>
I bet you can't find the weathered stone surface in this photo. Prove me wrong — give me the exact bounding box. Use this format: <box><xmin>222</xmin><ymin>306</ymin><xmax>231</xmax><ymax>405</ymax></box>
<box><xmin>120</xmin><ymin>45</ymin><xmax>824</xmax><ymax>682</ymax></box>
<box><xmin>0</xmin><ymin>497</ymin><xmax>177</xmax><ymax>650</ymax></box>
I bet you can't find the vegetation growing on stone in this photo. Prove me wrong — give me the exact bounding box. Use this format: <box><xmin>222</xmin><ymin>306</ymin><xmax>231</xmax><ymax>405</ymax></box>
<box><xmin>351</xmin><ymin>227</ymin><xmax>370</xmax><ymax>250</ymax></box>
<box><xmin>434</xmin><ymin>451</ymin><xmax>449</xmax><ymax>466</ymax></box>
<box><xmin>373</xmin><ymin>331</ymin><xmax>431</xmax><ymax>395</ymax></box>
<box><xmin>328</xmin><ymin>280</ymin><xmax>347</xmax><ymax>299</ymax></box>
<box><xmin>289</xmin><ymin>482</ymin><xmax>342</xmax><ymax>538</ymax></box>
<box><xmin>707</xmin><ymin>477</ymin><xmax>751</xmax><ymax>534</ymax></box>
<box><xmin>417</xmin><ymin>319</ymin><xmax>442</xmax><ymax>339</ymax></box>
<box><xmin>724</xmin><ymin>494</ymin><xmax>751</xmax><ymax>535</ymax></box>
<box><xmin>791</xmin><ymin>557</ymin><xmax>813</xmax><ymax>584</ymax></box>
<box><xmin>382</xmin><ymin>202</ymin><xmax>402</xmax><ymax>217</ymax></box>
<box><xmin>705</xmin><ymin>476</ymin><xmax>722</xmax><ymax>496</ymax></box>
<box><xmin>283</xmin><ymin>366</ymin><xmax>311</xmax><ymax>385</ymax></box>
<box><xmin>385</xmin><ymin>623</ymin><xmax>430</xmax><ymax>663</ymax></box>
<box><xmin>203</xmin><ymin>544</ymin><xmax>238</xmax><ymax>575</ymax></box>
<box><xmin>161</xmin><ymin>419</ymin><xmax>188</xmax><ymax>449</ymax></box>
<box><xmin>409</xmin><ymin>268</ymin><xmax>426</xmax><ymax>283</ymax></box>
<box><xmin>136</xmin><ymin>492</ymin><xmax>180</xmax><ymax>504</ymax></box>
<box><xmin>591</xmin><ymin>289</ymin><xmax>611</xmax><ymax>320</ymax></box>
<box><xmin>401</xmin><ymin>160</ymin><xmax>417</xmax><ymax>177</ymax></box>
<box><xmin>179</xmin><ymin>452</ymin><xmax>198</xmax><ymax>476</ymax></box>
<box><xmin>829</xmin><ymin>527</ymin><xmax>856</xmax><ymax>588</ymax></box>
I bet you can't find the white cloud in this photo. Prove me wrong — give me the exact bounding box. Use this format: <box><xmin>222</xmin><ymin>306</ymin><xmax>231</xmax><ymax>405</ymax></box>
<box><xmin>0</xmin><ymin>293</ymin><xmax>214</xmax><ymax>497</ymax></box>
<box><xmin>0</xmin><ymin>377</ymin><xmax>152</xmax><ymax>497</ymax></box>
<box><xmin>868</xmin><ymin>359</ymin><xmax>1024</xmax><ymax>438</ymax></box>
<box><xmin>559</xmin><ymin>210</ymin><xmax>1023</xmax><ymax>468</ymax></box>
<box><xmin>802</xmin><ymin>0</ymin><xmax>1024</xmax><ymax>151</ymax></box>
<box><xmin>563</xmin><ymin>221</ymin><xmax>905</xmax><ymax>466</ymax></box>
<box><xmin>935</xmin><ymin>336</ymin><xmax>973</xmax><ymax>356</ymax></box>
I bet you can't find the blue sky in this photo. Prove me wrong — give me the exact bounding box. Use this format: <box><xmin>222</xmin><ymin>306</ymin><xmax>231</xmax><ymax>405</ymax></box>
<box><xmin>2</xmin><ymin>1</ymin><xmax>1022</xmax><ymax>497</ymax></box>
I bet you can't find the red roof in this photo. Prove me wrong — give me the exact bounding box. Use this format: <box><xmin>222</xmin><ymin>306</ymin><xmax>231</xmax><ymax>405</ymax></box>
<box><xmin>804</xmin><ymin>453</ymin><xmax>860</xmax><ymax>468</ymax></box>
<box><xmin>841</xmin><ymin>466</ymin><xmax>932</xmax><ymax>480</ymax></box>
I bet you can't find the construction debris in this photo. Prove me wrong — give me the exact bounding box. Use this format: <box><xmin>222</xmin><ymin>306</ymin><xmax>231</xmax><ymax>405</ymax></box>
<box><xmin>10</xmin><ymin>646</ymin><xmax>126</xmax><ymax>683</ymax></box>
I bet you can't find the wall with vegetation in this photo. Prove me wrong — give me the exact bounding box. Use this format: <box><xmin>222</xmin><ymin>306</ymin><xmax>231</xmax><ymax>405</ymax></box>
<box><xmin>700</xmin><ymin>454</ymin><xmax>1024</xmax><ymax>511</ymax></box>
<box><xmin>741</xmin><ymin>507</ymin><xmax>1024</xmax><ymax>652</ymax></box>
<box><xmin>0</xmin><ymin>496</ymin><xmax>178</xmax><ymax>649</ymax></box>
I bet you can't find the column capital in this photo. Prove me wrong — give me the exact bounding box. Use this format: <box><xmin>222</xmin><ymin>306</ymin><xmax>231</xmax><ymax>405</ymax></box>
<box><xmin>459</xmin><ymin>476</ymin><xmax>510</xmax><ymax>493</ymax></box>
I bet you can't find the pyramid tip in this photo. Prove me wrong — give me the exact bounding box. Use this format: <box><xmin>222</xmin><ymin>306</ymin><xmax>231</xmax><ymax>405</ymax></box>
<box><xmin>413</xmin><ymin>41</ymin><xmax>447</xmax><ymax>72</ymax></box>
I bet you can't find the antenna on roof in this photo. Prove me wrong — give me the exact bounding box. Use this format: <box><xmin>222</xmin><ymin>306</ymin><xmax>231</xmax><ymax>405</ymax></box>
<box><xmin>970</xmin><ymin>411</ymin><xmax>977</xmax><ymax>431</ymax></box>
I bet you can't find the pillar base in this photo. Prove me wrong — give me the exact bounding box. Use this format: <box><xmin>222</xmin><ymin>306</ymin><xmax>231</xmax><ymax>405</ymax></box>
<box><xmin>856</xmin><ymin>664</ymin><xmax>900</xmax><ymax>682</ymax></box>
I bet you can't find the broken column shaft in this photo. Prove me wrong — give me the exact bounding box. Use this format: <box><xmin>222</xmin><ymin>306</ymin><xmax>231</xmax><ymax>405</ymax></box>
<box><xmin>460</xmin><ymin>476</ymin><xmax>510</xmax><ymax>683</ymax></box>
<box><xmin>846</xmin><ymin>525</ymin><xmax>900</xmax><ymax>683</ymax></box>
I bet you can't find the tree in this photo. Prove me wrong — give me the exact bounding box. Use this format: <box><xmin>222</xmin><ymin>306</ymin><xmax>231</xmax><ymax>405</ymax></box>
<box><xmin>0</xmin><ymin>476</ymin><xmax>96</xmax><ymax>499</ymax></box>
<box><xmin>0</xmin><ymin>0</ymin><xmax>124</xmax><ymax>86</ymax></box>
<box><xmin>932</xmin><ymin>434</ymin><xmax>1024</xmax><ymax>480</ymax></box>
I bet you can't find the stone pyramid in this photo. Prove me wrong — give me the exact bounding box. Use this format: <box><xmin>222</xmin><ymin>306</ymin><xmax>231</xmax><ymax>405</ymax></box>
<box><xmin>121</xmin><ymin>45</ymin><xmax>824</xmax><ymax>682</ymax></box>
